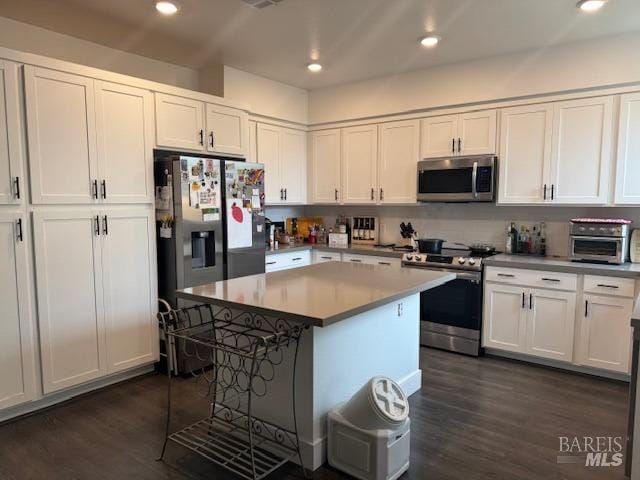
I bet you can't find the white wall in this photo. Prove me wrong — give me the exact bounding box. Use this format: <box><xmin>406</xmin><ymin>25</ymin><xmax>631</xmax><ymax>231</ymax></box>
<box><xmin>309</xmin><ymin>31</ymin><xmax>640</xmax><ymax>125</ymax></box>
<box><xmin>0</xmin><ymin>16</ymin><xmax>200</xmax><ymax>90</ymax></box>
<box><xmin>224</xmin><ymin>66</ymin><xmax>309</xmax><ymax>125</ymax></box>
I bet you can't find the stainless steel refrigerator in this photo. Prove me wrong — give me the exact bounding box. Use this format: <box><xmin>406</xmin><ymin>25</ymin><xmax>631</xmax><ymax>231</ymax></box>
<box><xmin>154</xmin><ymin>152</ymin><xmax>266</xmax><ymax>306</ymax></box>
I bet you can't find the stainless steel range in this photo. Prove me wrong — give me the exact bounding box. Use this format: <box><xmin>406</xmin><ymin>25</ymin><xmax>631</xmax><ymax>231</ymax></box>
<box><xmin>402</xmin><ymin>248</ymin><xmax>497</xmax><ymax>356</ymax></box>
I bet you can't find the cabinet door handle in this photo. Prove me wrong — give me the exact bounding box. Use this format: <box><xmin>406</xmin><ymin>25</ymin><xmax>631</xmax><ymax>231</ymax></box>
<box><xmin>497</xmin><ymin>273</ymin><xmax>515</xmax><ymax>278</ymax></box>
<box><xmin>596</xmin><ymin>284</ymin><xmax>619</xmax><ymax>289</ymax></box>
<box><xmin>292</xmin><ymin>257</ymin><xmax>302</xmax><ymax>261</ymax></box>
<box><xmin>16</xmin><ymin>218</ymin><xmax>23</xmax><ymax>242</ymax></box>
<box><xmin>93</xmin><ymin>179</ymin><xmax>99</xmax><ymax>199</ymax></box>
<box><xmin>371</xmin><ymin>188</ymin><xmax>375</xmax><ymax>201</ymax></box>
<box><xmin>543</xmin><ymin>184</ymin><xmax>547</xmax><ymax>200</ymax></box>
<box><xmin>585</xmin><ymin>300</ymin><xmax>589</xmax><ymax>317</ymax></box>
<box><xmin>266</xmin><ymin>261</ymin><xmax>276</xmax><ymax>265</ymax></box>
<box><xmin>458</xmin><ymin>138</ymin><xmax>462</xmax><ymax>153</ymax></box>
<box><xmin>335</xmin><ymin>188</ymin><xmax>339</xmax><ymax>201</ymax></box>
<box><xmin>284</xmin><ymin>188</ymin><xmax>287</xmax><ymax>201</ymax></box>
<box><xmin>452</xmin><ymin>138</ymin><xmax>455</xmax><ymax>154</ymax></box>
<box><xmin>522</xmin><ymin>292</ymin><xmax>525</xmax><ymax>308</ymax></box>
<box><xmin>380</xmin><ymin>188</ymin><xmax>384</xmax><ymax>201</ymax></box>
<box><xmin>551</xmin><ymin>184</ymin><xmax>555</xmax><ymax>200</ymax></box>
<box><xmin>541</xmin><ymin>277</ymin><xmax>560</xmax><ymax>282</ymax></box>
<box><xmin>199</xmin><ymin>129</ymin><xmax>204</xmax><ymax>145</ymax></box>
<box><xmin>209</xmin><ymin>132</ymin><xmax>215</xmax><ymax>148</ymax></box>
<box><xmin>95</xmin><ymin>215</ymin><xmax>100</xmax><ymax>236</ymax></box>
<box><xmin>14</xmin><ymin>177</ymin><xmax>20</xmax><ymax>199</ymax></box>
<box><xmin>101</xmin><ymin>180</ymin><xmax>107</xmax><ymax>200</ymax></box>
<box><xmin>529</xmin><ymin>293</ymin><xmax>533</xmax><ymax>310</ymax></box>
<box><xmin>280</xmin><ymin>188</ymin><xmax>284</xmax><ymax>200</ymax></box>
<box><xmin>103</xmin><ymin>215</ymin><xmax>108</xmax><ymax>236</ymax></box>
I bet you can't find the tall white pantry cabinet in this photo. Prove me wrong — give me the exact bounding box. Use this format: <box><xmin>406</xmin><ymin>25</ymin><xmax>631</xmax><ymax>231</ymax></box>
<box><xmin>0</xmin><ymin>62</ymin><xmax>159</xmax><ymax>410</ymax></box>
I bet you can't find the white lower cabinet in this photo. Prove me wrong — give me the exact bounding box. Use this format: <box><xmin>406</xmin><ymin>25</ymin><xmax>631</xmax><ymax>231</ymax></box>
<box><xmin>342</xmin><ymin>253</ymin><xmax>400</xmax><ymax>267</ymax></box>
<box><xmin>484</xmin><ymin>266</ymin><xmax>635</xmax><ymax>375</ymax></box>
<box><xmin>525</xmin><ymin>289</ymin><xmax>576</xmax><ymax>362</ymax></box>
<box><xmin>312</xmin><ymin>251</ymin><xmax>342</xmax><ymax>263</ymax></box>
<box><xmin>576</xmin><ymin>294</ymin><xmax>633</xmax><ymax>374</ymax></box>
<box><xmin>0</xmin><ymin>214</ymin><xmax>36</xmax><ymax>410</ymax></box>
<box><xmin>483</xmin><ymin>283</ymin><xmax>527</xmax><ymax>353</ymax></box>
<box><xmin>33</xmin><ymin>208</ymin><xmax>157</xmax><ymax>394</ymax></box>
<box><xmin>265</xmin><ymin>250</ymin><xmax>312</xmax><ymax>272</ymax></box>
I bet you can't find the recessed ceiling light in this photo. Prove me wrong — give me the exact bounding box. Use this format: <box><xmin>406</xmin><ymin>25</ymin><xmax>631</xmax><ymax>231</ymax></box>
<box><xmin>307</xmin><ymin>63</ymin><xmax>323</xmax><ymax>73</ymax></box>
<box><xmin>577</xmin><ymin>0</ymin><xmax>606</xmax><ymax>12</ymax></box>
<box><xmin>156</xmin><ymin>1</ymin><xmax>179</xmax><ymax>15</ymax></box>
<box><xmin>420</xmin><ymin>35</ymin><xmax>441</xmax><ymax>48</ymax></box>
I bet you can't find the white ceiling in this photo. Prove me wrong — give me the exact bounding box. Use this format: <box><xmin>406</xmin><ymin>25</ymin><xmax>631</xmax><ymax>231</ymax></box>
<box><xmin>2</xmin><ymin>0</ymin><xmax>640</xmax><ymax>89</ymax></box>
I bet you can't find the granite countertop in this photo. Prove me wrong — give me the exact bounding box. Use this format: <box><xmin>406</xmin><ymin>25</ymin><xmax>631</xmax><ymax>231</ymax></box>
<box><xmin>176</xmin><ymin>262</ymin><xmax>454</xmax><ymax>327</ymax></box>
<box><xmin>266</xmin><ymin>243</ymin><xmax>406</xmax><ymax>259</ymax></box>
<box><xmin>485</xmin><ymin>254</ymin><xmax>640</xmax><ymax>278</ymax></box>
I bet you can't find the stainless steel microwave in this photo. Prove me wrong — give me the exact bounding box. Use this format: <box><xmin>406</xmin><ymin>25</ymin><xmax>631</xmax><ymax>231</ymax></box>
<box><xmin>417</xmin><ymin>155</ymin><xmax>496</xmax><ymax>203</ymax></box>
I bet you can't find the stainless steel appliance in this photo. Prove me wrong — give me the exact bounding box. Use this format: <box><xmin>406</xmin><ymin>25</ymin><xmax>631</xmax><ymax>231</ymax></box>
<box><xmin>417</xmin><ymin>155</ymin><xmax>496</xmax><ymax>203</ymax></box>
<box><xmin>402</xmin><ymin>247</ymin><xmax>497</xmax><ymax>356</ymax></box>
<box><xmin>568</xmin><ymin>221</ymin><xmax>630</xmax><ymax>265</ymax></box>
<box><xmin>154</xmin><ymin>152</ymin><xmax>266</xmax><ymax>374</ymax></box>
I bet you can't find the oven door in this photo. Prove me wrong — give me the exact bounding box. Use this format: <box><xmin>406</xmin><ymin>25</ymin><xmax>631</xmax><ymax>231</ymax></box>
<box><xmin>417</xmin><ymin>155</ymin><xmax>495</xmax><ymax>202</ymax></box>
<box><xmin>569</xmin><ymin>236</ymin><xmax>624</xmax><ymax>264</ymax></box>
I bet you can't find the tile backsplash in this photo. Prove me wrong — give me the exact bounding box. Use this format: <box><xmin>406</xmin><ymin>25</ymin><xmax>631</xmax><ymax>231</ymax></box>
<box><xmin>266</xmin><ymin>204</ymin><xmax>640</xmax><ymax>258</ymax></box>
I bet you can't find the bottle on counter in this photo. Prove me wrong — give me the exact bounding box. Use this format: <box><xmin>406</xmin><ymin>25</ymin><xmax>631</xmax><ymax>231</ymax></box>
<box><xmin>505</xmin><ymin>223</ymin><xmax>513</xmax><ymax>254</ymax></box>
<box><xmin>346</xmin><ymin>218</ymin><xmax>352</xmax><ymax>245</ymax></box>
<box><xmin>539</xmin><ymin>222</ymin><xmax>547</xmax><ymax>256</ymax></box>
<box><xmin>531</xmin><ymin>225</ymin><xmax>539</xmax><ymax>254</ymax></box>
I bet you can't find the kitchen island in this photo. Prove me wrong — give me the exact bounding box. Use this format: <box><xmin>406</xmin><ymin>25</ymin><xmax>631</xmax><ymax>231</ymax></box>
<box><xmin>176</xmin><ymin>261</ymin><xmax>454</xmax><ymax>470</ymax></box>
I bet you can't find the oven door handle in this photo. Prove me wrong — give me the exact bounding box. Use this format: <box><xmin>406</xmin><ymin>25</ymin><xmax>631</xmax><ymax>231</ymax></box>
<box><xmin>471</xmin><ymin>161</ymin><xmax>478</xmax><ymax>199</ymax></box>
<box><xmin>409</xmin><ymin>266</ymin><xmax>481</xmax><ymax>283</ymax></box>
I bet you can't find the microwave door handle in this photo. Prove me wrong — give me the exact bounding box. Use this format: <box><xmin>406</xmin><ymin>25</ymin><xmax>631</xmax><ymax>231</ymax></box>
<box><xmin>471</xmin><ymin>161</ymin><xmax>478</xmax><ymax>198</ymax></box>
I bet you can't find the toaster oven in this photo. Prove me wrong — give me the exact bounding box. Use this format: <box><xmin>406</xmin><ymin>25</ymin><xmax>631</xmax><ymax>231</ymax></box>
<box><xmin>568</xmin><ymin>222</ymin><xmax>629</xmax><ymax>264</ymax></box>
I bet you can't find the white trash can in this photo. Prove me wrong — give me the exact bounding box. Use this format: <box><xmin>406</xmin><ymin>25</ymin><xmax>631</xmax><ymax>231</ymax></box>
<box><xmin>328</xmin><ymin>377</ymin><xmax>411</xmax><ymax>480</ymax></box>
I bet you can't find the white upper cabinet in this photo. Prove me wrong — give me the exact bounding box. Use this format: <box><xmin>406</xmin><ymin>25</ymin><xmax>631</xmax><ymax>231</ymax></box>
<box><xmin>155</xmin><ymin>93</ymin><xmax>248</xmax><ymax>156</ymax></box>
<box><xmin>458</xmin><ymin>110</ymin><xmax>497</xmax><ymax>156</ymax></box>
<box><xmin>549</xmin><ymin>96</ymin><xmax>613</xmax><ymax>204</ymax></box>
<box><xmin>279</xmin><ymin>127</ymin><xmax>307</xmax><ymax>204</ymax></box>
<box><xmin>498</xmin><ymin>104</ymin><xmax>553</xmax><ymax>204</ymax></box>
<box><xmin>248</xmin><ymin>120</ymin><xmax>257</xmax><ymax>162</ymax></box>
<box><xmin>155</xmin><ymin>93</ymin><xmax>205</xmax><ymax>152</ymax></box>
<box><xmin>378</xmin><ymin>120</ymin><xmax>420</xmax><ymax>204</ymax></box>
<box><xmin>257</xmin><ymin>123</ymin><xmax>281</xmax><ymax>204</ymax></box>
<box><xmin>205</xmin><ymin>103</ymin><xmax>248</xmax><ymax>157</ymax></box>
<box><xmin>0</xmin><ymin>213</ymin><xmax>36</xmax><ymax>410</ymax></box>
<box><xmin>33</xmin><ymin>210</ymin><xmax>107</xmax><ymax>394</ymax></box>
<box><xmin>0</xmin><ymin>61</ymin><xmax>23</xmax><ymax>205</ymax></box>
<box><xmin>421</xmin><ymin>114</ymin><xmax>458</xmax><ymax>158</ymax></box>
<box><xmin>25</xmin><ymin>66</ymin><xmax>99</xmax><ymax>204</ymax></box>
<box><xmin>310</xmin><ymin>129</ymin><xmax>341</xmax><ymax>204</ymax></box>
<box><xmin>342</xmin><ymin>125</ymin><xmax>378</xmax><ymax>204</ymax></box>
<box><xmin>525</xmin><ymin>289</ymin><xmax>576</xmax><ymax>362</ymax></box>
<box><xmin>101</xmin><ymin>209</ymin><xmax>157</xmax><ymax>374</ymax></box>
<box><xmin>95</xmin><ymin>81</ymin><xmax>154</xmax><ymax>204</ymax></box>
<box><xmin>577</xmin><ymin>294</ymin><xmax>633</xmax><ymax>373</ymax></box>
<box><xmin>615</xmin><ymin>92</ymin><xmax>640</xmax><ymax>205</ymax></box>
<box><xmin>421</xmin><ymin>110</ymin><xmax>496</xmax><ymax>159</ymax></box>
<box><xmin>257</xmin><ymin>123</ymin><xmax>306</xmax><ymax>204</ymax></box>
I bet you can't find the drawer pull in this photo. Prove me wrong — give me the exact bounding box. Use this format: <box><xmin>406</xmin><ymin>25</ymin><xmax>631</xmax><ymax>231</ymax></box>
<box><xmin>596</xmin><ymin>284</ymin><xmax>619</xmax><ymax>289</ymax></box>
<box><xmin>378</xmin><ymin>262</ymin><xmax>391</xmax><ymax>266</ymax></box>
<box><xmin>541</xmin><ymin>278</ymin><xmax>560</xmax><ymax>282</ymax></box>
<box><xmin>292</xmin><ymin>257</ymin><xmax>303</xmax><ymax>261</ymax></box>
<box><xmin>266</xmin><ymin>261</ymin><xmax>276</xmax><ymax>265</ymax></box>
<box><xmin>497</xmin><ymin>273</ymin><xmax>515</xmax><ymax>278</ymax></box>
<box><xmin>350</xmin><ymin>259</ymin><xmax>362</xmax><ymax>263</ymax></box>
<box><xmin>320</xmin><ymin>256</ymin><xmax>333</xmax><ymax>260</ymax></box>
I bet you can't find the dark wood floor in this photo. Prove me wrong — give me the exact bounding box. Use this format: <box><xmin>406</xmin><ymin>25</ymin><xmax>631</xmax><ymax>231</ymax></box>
<box><xmin>0</xmin><ymin>348</ymin><xmax>629</xmax><ymax>480</ymax></box>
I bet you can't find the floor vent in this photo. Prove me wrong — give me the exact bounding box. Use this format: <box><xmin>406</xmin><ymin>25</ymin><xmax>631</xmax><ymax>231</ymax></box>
<box><xmin>241</xmin><ymin>0</ymin><xmax>284</xmax><ymax>9</ymax></box>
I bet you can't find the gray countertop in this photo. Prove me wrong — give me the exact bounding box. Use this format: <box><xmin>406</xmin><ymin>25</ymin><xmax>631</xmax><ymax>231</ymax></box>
<box><xmin>266</xmin><ymin>243</ymin><xmax>406</xmax><ymax>259</ymax></box>
<box><xmin>176</xmin><ymin>262</ymin><xmax>454</xmax><ymax>327</ymax></box>
<box><xmin>485</xmin><ymin>254</ymin><xmax>640</xmax><ymax>278</ymax></box>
